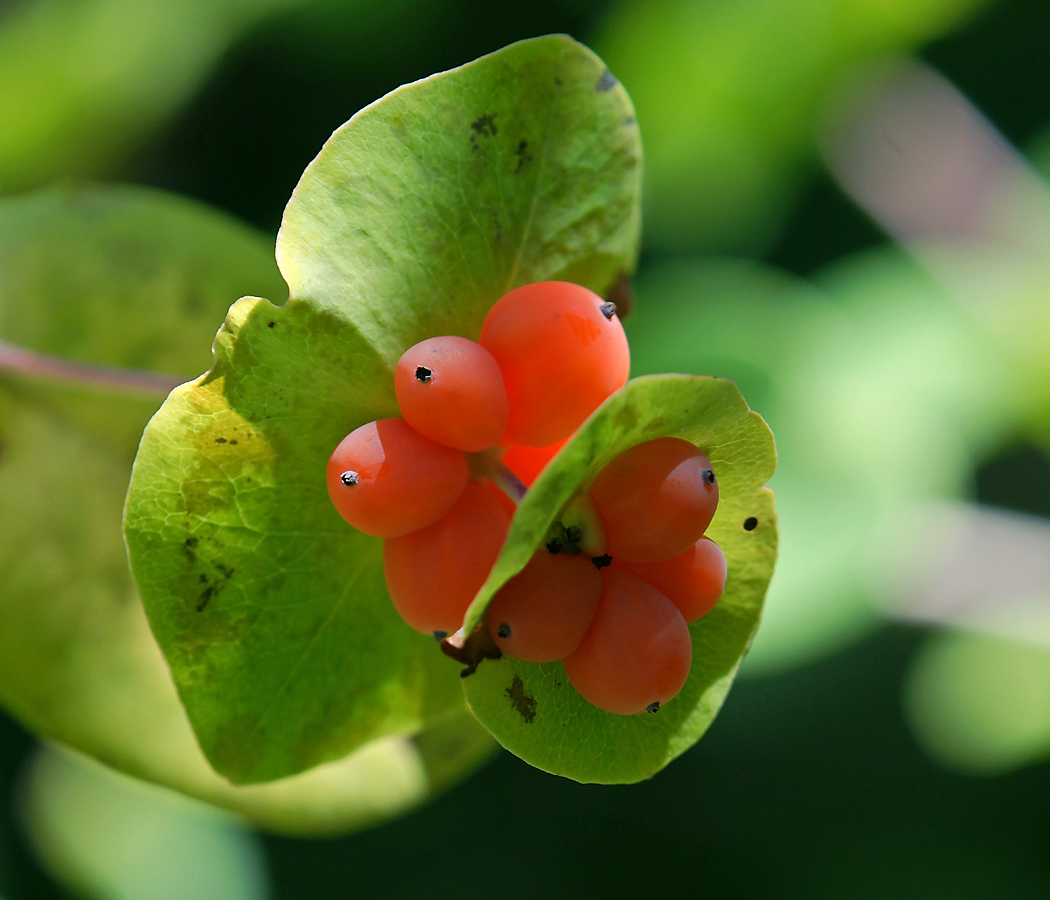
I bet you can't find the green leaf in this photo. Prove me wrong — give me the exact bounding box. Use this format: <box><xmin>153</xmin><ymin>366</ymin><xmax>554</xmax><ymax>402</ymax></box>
<box><xmin>0</xmin><ymin>184</ymin><xmax>495</xmax><ymax>834</ymax></box>
<box><xmin>0</xmin><ymin>183</ymin><xmax>288</xmax><ymax>453</ymax></box>
<box><xmin>124</xmin><ymin>34</ymin><xmax>642</xmax><ymax>783</ymax></box>
<box><xmin>22</xmin><ymin>745</ymin><xmax>269</xmax><ymax>900</ymax></box>
<box><xmin>462</xmin><ymin>374</ymin><xmax>777</xmax><ymax>783</ymax></box>
<box><xmin>905</xmin><ymin>630</ymin><xmax>1050</xmax><ymax>774</ymax></box>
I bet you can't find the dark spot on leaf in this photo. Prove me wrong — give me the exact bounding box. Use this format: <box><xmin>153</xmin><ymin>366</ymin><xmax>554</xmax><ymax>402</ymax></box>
<box><xmin>599</xmin><ymin>301</ymin><xmax>617</xmax><ymax>320</ymax></box>
<box><xmin>196</xmin><ymin>583</ymin><xmax>219</xmax><ymax>612</ymax></box>
<box><xmin>514</xmin><ymin>140</ymin><xmax>533</xmax><ymax>173</ymax></box>
<box><xmin>603</xmin><ymin>272</ymin><xmax>633</xmax><ymax>319</ymax></box>
<box><xmin>433</xmin><ymin>630</ymin><xmax>448</xmax><ymax>642</ymax></box>
<box><xmin>646</xmin><ymin>701</ymin><xmax>660</xmax><ymax>713</ymax></box>
<box><xmin>506</xmin><ymin>675</ymin><xmax>536</xmax><ymax>724</ymax></box>
<box><xmin>215</xmin><ymin>437</ymin><xmax>227</xmax><ymax>443</ymax></box>
<box><xmin>596</xmin><ymin>69</ymin><xmax>616</xmax><ymax>92</ymax></box>
<box><xmin>181</xmin><ymin>536</ymin><xmax>199</xmax><ymax>560</ymax></box>
<box><xmin>592</xmin><ymin>554</ymin><xmax>613</xmax><ymax>570</ymax></box>
<box><xmin>267</xmin><ymin>321</ymin><xmax>275</xmax><ymax>328</ymax></box>
<box><xmin>415</xmin><ymin>365</ymin><xmax>433</xmax><ymax>383</ymax></box>
<box><xmin>497</xmin><ymin>623</ymin><xmax>511</xmax><ymax>639</ymax></box>
<box><xmin>216</xmin><ymin>563</ymin><xmax>234</xmax><ymax>580</ymax></box>
<box><xmin>702</xmin><ymin>469</ymin><xmax>716</xmax><ymax>486</ymax></box>
<box><xmin>470</xmin><ymin>113</ymin><xmax>498</xmax><ymax>137</ymax></box>
<box><xmin>744</xmin><ymin>517</ymin><xmax>759</xmax><ymax>531</ymax></box>
<box><xmin>554</xmin><ymin>76</ymin><xmax>562</xmax><ymax>86</ymax></box>
<box><xmin>199</xmin><ymin>574</ymin><xmax>208</xmax><ymax>583</ymax></box>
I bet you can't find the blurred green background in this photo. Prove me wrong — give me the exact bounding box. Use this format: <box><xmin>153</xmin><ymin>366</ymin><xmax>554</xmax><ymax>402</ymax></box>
<box><xmin>2</xmin><ymin>0</ymin><xmax>1050</xmax><ymax>896</ymax></box>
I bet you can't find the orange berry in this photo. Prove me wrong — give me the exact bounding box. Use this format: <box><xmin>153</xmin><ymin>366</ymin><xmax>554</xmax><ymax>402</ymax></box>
<box><xmin>395</xmin><ymin>336</ymin><xmax>509</xmax><ymax>451</ymax></box>
<box><xmin>589</xmin><ymin>437</ymin><xmax>718</xmax><ymax>563</ymax></box>
<box><xmin>501</xmin><ymin>437</ymin><xmax>567</xmax><ymax>486</ymax></box>
<box><xmin>621</xmin><ymin>537</ymin><xmax>726</xmax><ymax>623</ymax></box>
<box><xmin>326</xmin><ymin>418</ymin><xmax>467</xmax><ymax>538</ymax></box>
<box><xmin>487</xmin><ymin>551</ymin><xmax>601</xmax><ymax>662</ymax></box>
<box><xmin>383</xmin><ymin>481</ymin><xmax>510</xmax><ymax>635</ymax></box>
<box><xmin>563</xmin><ymin>569</ymin><xmax>692</xmax><ymax>715</ymax></box>
<box><xmin>480</xmin><ymin>281</ymin><xmax>629</xmax><ymax>447</ymax></box>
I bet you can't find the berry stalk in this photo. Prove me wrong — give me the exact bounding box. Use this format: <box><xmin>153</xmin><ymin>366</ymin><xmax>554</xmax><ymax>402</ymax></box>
<box><xmin>0</xmin><ymin>338</ymin><xmax>185</xmax><ymax>395</ymax></box>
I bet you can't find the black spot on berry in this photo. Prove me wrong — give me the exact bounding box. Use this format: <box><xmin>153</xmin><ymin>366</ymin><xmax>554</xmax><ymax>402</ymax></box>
<box><xmin>506</xmin><ymin>675</ymin><xmax>536</xmax><ymax>723</ymax></box>
<box><xmin>215</xmin><ymin>437</ymin><xmax>227</xmax><ymax>444</ymax></box>
<box><xmin>341</xmin><ymin>470</ymin><xmax>359</xmax><ymax>487</ymax></box>
<box><xmin>229</xmin><ymin>440</ymin><xmax>238</xmax><ymax>445</ymax></box>
<box><xmin>592</xmin><ymin>554</ymin><xmax>613</xmax><ymax>570</ymax></box>
<box><xmin>646</xmin><ymin>701</ymin><xmax>660</xmax><ymax>713</ymax></box>
<box><xmin>497</xmin><ymin>623</ymin><xmax>511</xmax><ymax>639</ymax></box>
<box><xmin>415</xmin><ymin>365</ymin><xmax>433</xmax><ymax>383</ymax></box>
<box><xmin>599</xmin><ymin>301</ymin><xmax>617</xmax><ymax>320</ymax></box>
<box><xmin>702</xmin><ymin>468</ymin><xmax>716</xmax><ymax>486</ymax></box>
<box><xmin>547</xmin><ymin>538</ymin><xmax>563</xmax><ymax>554</ymax></box>
<box><xmin>744</xmin><ymin>517</ymin><xmax>759</xmax><ymax>531</ymax></box>
<box><xmin>433</xmin><ymin>630</ymin><xmax>448</xmax><ymax>642</ymax></box>
<box><xmin>267</xmin><ymin>321</ymin><xmax>275</xmax><ymax>328</ymax></box>
<box><xmin>596</xmin><ymin>69</ymin><xmax>616</xmax><ymax>92</ymax></box>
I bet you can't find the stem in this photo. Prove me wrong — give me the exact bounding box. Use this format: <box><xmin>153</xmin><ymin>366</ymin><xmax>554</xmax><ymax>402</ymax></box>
<box><xmin>0</xmin><ymin>339</ymin><xmax>186</xmax><ymax>396</ymax></box>
<box><xmin>482</xmin><ymin>455</ymin><xmax>529</xmax><ymax>505</ymax></box>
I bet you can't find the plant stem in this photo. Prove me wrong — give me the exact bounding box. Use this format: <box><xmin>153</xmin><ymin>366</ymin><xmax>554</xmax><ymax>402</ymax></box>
<box><xmin>0</xmin><ymin>339</ymin><xmax>186</xmax><ymax>395</ymax></box>
<box><xmin>484</xmin><ymin>455</ymin><xmax>529</xmax><ymax>505</ymax></box>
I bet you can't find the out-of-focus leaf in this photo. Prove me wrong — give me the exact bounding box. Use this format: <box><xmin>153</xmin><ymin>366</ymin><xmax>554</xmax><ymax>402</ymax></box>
<box><xmin>0</xmin><ymin>183</ymin><xmax>287</xmax><ymax>451</ymax></box>
<box><xmin>905</xmin><ymin>630</ymin><xmax>1050</xmax><ymax>774</ymax></box>
<box><xmin>124</xmin><ymin>36</ymin><xmax>642</xmax><ymax>784</ymax></box>
<box><xmin>595</xmin><ymin>0</ymin><xmax>990</xmax><ymax>252</ymax></box>
<box><xmin>20</xmin><ymin>745</ymin><xmax>270</xmax><ymax>900</ymax></box>
<box><xmin>461</xmin><ymin>375</ymin><xmax>777</xmax><ymax>783</ymax></box>
<box><xmin>0</xmin><ymin>0</ymin><xmax>318</xmax><ymax>191</ymax></box>
<box><xmin>823</xmin><ymin>62</ymin><xmax>1050</xmax><ymax>444</ymax></box>
<box><xmin>0</xmin><ymin>184</ymin><xmax>496</xmax><ymax>835</ymax></box>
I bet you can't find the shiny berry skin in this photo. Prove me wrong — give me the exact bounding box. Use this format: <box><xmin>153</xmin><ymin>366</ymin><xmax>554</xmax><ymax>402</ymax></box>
<box><xmin>621</xmin><ymin>537</ymin><xmax>727</xmax><ymax>623</ymax></box>
<box><xmin>487</xmin><ymin>551</ymin><xmax>602</xmax><ymax>662</ymax></box>
<box><xmin>563</xmin><ymin>569</ymin><xmax>692</xmax><ymax>715</ymax></box>
<box><xmin>480</xmin><ymin>281</ymin><xmax>630</xmax><ymax>447</ymax></box>
<box><xmin>326</xmin><ymin>418</ymin><xmax>468</xmax><ymax>538</ymax></box>
<box><xmin>395</xmin><ymin>336</ymin><xmax>509</xmax><ymax>452</ymax></box>
<box><xmin>383</xmin><ymin>481</ymin><xmax>510</xmax><ymax>635</ymax></box>
<box><xmin>588</xmin><ymin>437</ymin><xmax>718</xmax><ymax>563</ymax></box>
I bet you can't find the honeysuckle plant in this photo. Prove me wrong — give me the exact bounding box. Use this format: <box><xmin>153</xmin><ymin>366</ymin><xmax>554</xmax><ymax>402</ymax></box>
<box><xmin>123</xmin><ymin>35</ymin><xmax>777</xmax><ymax>786</ymax></box>
<box><xmin>1</xmin><ymin>35</ymin><xmax>776</xmax><ymax>819</ymax></box>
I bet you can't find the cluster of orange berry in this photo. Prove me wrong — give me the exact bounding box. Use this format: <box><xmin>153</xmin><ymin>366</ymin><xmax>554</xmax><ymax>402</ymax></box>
<box><xmin>326</xmin><ymin>282</ymin><xmax>726</xmax><ymax>715</ymax></box>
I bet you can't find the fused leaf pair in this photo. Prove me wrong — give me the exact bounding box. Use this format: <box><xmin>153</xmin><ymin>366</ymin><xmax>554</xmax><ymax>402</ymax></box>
<box><xmin>120</xmin><ymin>35</ymin><xmax>777</xmax><ymax>785</ymax></box>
